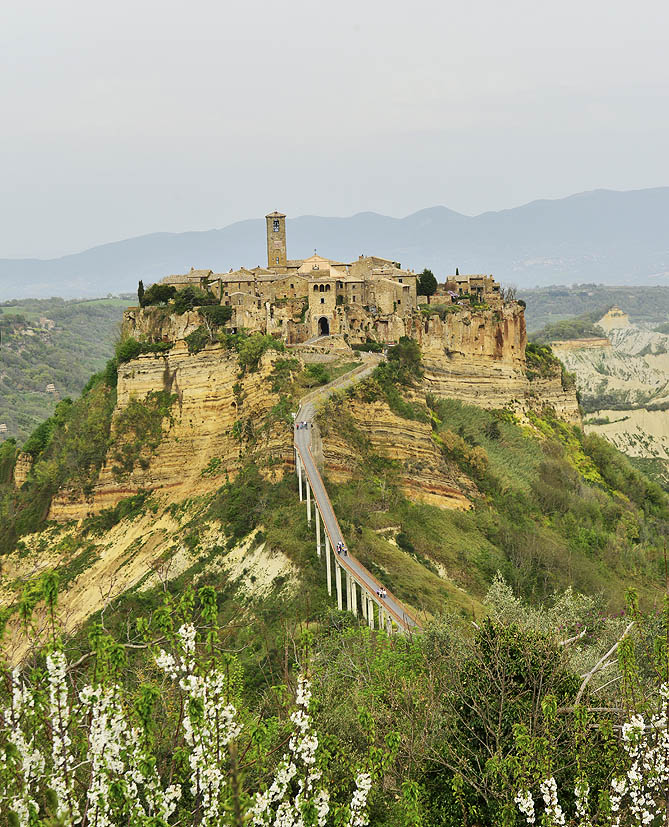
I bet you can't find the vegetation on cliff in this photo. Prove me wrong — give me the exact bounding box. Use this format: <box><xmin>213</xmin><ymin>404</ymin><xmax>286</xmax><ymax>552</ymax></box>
<box><xmin>315</xmin><ymin>343</ymin><xmax>668</xmax><ymax>612</ymax></box>
<box><xmin>0</xmin><ymin>377</ymin><xmax>117</xmax><ymax>553</ymax></box>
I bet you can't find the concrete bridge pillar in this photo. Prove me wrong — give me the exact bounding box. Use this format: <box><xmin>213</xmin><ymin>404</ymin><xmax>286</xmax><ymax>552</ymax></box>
<box><xmin>297</xmin><ymin>453</ymin><xmax>303</xmax><ymax>502</ymax></box>
<box><xmin>335</xmin><ymin>564</ymin><xmax>342</xmax><ymax>611</ymax></box>
<box><xmin>361</xmin><ymin>590</ymin><xmax>367</xmax><ymax>620</ymax></box>
<box><xmin>325</xmin><ymin>533</ymin><xmax>332</xmax><ymax>595</ymax></box>
<box><xmin>345</xmin><ymin>571</ymin><xmax>351</xmax><ymax>611</ymax></box>
<box><xmin>368</xmin><ymin>598</ymin><xmax>375</xmax><ymax>629</ymax></box>
<box><xmin>306</xmin><ymin>479</ymin><xmax>311</xmax><ymax>524</ymax></box>
<box><xmin>351</xmin><ymin>579</ymin><xmax>358</xmax><ymax>616</ymax></box>
<box><xmin>315</xmin><ymin>507</ymin><xmax>321</xmax><ymax>557</ymax></box>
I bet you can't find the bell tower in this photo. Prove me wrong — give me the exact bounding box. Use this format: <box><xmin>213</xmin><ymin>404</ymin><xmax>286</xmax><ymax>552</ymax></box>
<box><xmin>266</xmin><ymin>211</ymin><xmax>287</xmax><ymax>269</ymax></box>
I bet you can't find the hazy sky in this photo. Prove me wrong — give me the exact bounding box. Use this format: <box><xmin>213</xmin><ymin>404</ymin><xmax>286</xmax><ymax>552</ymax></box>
<box><xmin>2</xmin><ymin>0</ymin><xmax>668</xmax><ymax>259</ymax></box>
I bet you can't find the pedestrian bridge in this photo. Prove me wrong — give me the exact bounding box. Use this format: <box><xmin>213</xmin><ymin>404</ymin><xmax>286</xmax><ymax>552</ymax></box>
<box><xmin>293</xmin><ymin>363</ymin><xmax>420</xmax><ymax>634</ymax></box>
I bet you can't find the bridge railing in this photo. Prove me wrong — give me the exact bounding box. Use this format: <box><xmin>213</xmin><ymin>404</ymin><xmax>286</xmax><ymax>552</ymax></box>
<box><xmin>294</xmin><ymin>437</ymin><xmax>420</xmax><ymax>632</ymax></box>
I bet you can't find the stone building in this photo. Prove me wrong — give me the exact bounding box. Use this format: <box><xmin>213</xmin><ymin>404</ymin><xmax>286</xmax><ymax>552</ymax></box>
<box><xmin>155</xmin><ymin>211</ymin><xmax>505</xmax><ymax>344</ymax></box>
<box><xmin>157</xmin><ymin>211</ymin><xmax>423</xmax><ymax>342</ymax></box>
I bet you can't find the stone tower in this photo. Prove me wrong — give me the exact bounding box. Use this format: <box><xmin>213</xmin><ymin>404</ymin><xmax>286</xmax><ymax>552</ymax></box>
<box><xmin>266</xmin><ymin>211</ymin><xmax>287</xmax><ymax>269</ymax></box>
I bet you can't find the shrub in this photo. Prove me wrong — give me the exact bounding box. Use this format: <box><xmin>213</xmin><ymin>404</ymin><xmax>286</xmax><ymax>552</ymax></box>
<box><xmin>0</xmin><ymin>439</ymin><xmax>17</xmax><ymax>485</ymax></box>
<box><xmin>83</xmin><ymin>490</ymin><xmax>150</xmax><ymax>534</ymax></box>
<box><xmin>115</xmin><ymin>337</ymin><xmax>172</xmax><ymax>364</ymax></box>
<box><xmin>115</xmin><ymin>337</ymin><xmax>143</xmax><ymax>363</ymax></box>
<box><xmin>351</xmin><ymin>341</ymin><xmax>383</xmax><ymax>353</ymax></box>
<box><xmin>237</xmin><ymin>333</ymin><xmax>285</xmax><ymax>372</ymax></box>
<box><xmin>200</xmin><ymin>304</ymin><xmax>233</xmax><ymax>326</ymax></box>
<box><xmin>208</xmin><ymin>464</ymin><xmax>266</xmax><ymax>542</ymax></box>
<box><xmin>185</xmin><ymin>326</ymin><xmax>212</xmax><ymax>354</ymax></box>
<box><xmin>305</xmin><ymin>363</ymin><xmax>330</xmax><ymax>385</ymax></box>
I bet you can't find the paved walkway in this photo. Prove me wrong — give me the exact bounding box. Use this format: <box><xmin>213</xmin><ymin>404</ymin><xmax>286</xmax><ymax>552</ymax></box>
<box><xmin>294</xmin><ymin>356</ymin><xmax>420</xmax><ymax>631</ymax></box>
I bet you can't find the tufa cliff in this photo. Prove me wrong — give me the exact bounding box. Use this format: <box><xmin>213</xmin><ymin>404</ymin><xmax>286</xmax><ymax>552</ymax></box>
<box><xmin>49</xmin><ymin>342</ymin><xmax>293</xmax><ymax>521</ymax></box>
<box><xmin>412</xmin><ymin>305</ymin><xmax>580</xmax><ymax>425</ymax></box>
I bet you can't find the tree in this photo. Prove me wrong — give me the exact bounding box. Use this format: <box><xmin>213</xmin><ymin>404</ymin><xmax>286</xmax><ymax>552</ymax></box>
<box><xmin>137</xmin><ymin>280</ymin><xmax>145</xmax><ymax>307</ymax></box>
<box><xmin>418</xmin><ymin>269</ymin><xmax>438</xmax><ymax>304</ymax></box>
<box><xmin>142</xmin><ymin>284</ymin><xmax>176</xmax><ymax>306</ymax></box>
<box><xmin>456</xmin><ymin>267</ymin><xmax>459</xmax><ymax>276</ymax></box>
<box><xmin>172</xmin><ymin>286</ymin><xmax>218</xmax><ymax>315</ymax></box>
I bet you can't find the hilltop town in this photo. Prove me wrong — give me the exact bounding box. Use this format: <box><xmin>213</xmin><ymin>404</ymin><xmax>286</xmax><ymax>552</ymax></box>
<box><xmin>144</xmin><ymin>210</ymin><xmax>504</xmax><ymax>346</ymax></box>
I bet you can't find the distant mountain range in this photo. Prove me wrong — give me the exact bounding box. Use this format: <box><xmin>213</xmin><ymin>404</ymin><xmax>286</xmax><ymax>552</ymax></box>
<box><xmin>1</xmin><ymin>187</ymin><xmax>668</xmax><ymax>300</ymax></box>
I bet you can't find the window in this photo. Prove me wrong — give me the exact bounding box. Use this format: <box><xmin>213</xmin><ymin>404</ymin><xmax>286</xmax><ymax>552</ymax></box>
<box><xmin>275</xmin><ymin>257</ymin><xmax>279</xmax><ymax>265</ymax></box>
<box><xmin>320</xmin><ymin>297</ymin><xmax>325</xmax><ymax>304</ymax></box>
<box><xmin>312</xmin><ymin>264</ymin><xmax>319</xmax><ymax>270</ymax></box>
<box><xmin>398</xmin><ymin>278</ymin><xmax>403</xmax><ymax>283</ymax></box>
<box><xmin>313</xmin><ymin>285</ymin><xmax>319</xmax><ymax>292</ymax></box>
<box><xmin>290</xmin><ymin>284</ymin><xmax>294</xmax><ymax>288</ymax></box>
<box><xmin>273</xmin><ymin>219</ymin><xmax>280</xmax><ymax>232</ymax></box>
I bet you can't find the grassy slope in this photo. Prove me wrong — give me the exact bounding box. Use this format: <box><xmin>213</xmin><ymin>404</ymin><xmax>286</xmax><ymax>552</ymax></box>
<box><xmin>2</xmin><ymin>340</ymin><xmax>667</xmax><ymax>662</ymax></box>
<box><xmin>319</xmin><ymin>376</ymin><xmax>667</xmax><ymax>617</ymax></box>
<box><xmin>0</xmin><ymin>297</ymin><xmax>129</xmax><ymax>442</ymax></box>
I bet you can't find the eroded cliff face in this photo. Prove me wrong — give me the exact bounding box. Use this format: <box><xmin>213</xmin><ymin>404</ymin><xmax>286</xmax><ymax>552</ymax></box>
<box><xmin>12</xmin><ymin>452</ymin><xmax>33</xmax><ymax>487</ymax></box>
<box><xmin>412</xmin><ymin>305</ymin><xmax>527</xmax><ymax>405</ymax></box>
<box><xmin>49</xmin><ymin>343</ymin><xmax>293</xmax><ymax>521</ymax></box>
<box><xmin>316</xmin><ymin>397</ymin><xmax>475</xmax><ymax>510</ymax></box>
<box><xmin>410</xmin><ymin>305</ymin><xmax>580</xmax><ymax>425</ymax></box>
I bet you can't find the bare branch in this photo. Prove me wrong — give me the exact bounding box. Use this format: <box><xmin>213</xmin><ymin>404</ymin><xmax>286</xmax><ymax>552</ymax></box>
<box><xmin>560</xmin><ymin>628</ymin><xmax>587</xmax><ymax>646</ymax></box>
<box><xmin>574</xmin><ymin>621</ymin><xmax>634</xmax><ymax>705</ymax></box>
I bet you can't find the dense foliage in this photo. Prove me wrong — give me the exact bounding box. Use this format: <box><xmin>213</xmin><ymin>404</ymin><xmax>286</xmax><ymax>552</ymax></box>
<box><xmin>3</xmin><ymin>570</ymin><xmax>669</xmax><ymax>825</ymax></box>
<box><xmin>417</xmin><ymin>268</ymin><xmax>437</xmax><ymax>301</ymax></box>
<box><xmin>0</xmin><ymin>378</ymin><xmax>117</xmax><ymax>554</ymax></box>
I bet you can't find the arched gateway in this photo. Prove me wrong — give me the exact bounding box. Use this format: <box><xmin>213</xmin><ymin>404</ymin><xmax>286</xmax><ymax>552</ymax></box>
<box><xmin>318</xmin><ymin>316</ymin><xmax>330</xmax><ymax>336</ymax></box>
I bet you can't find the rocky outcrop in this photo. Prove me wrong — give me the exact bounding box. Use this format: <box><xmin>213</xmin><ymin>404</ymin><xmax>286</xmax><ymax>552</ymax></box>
<box><xmin>597</xmin><ymin>307</ymin><xmax>630</xmax><ymax>332</ymax></box>
<box><xmin>122</xmin><ymin>306</ymin><xmax>205</xmax><ymax>343</ymax></box>
<box><xmin>524</xmin><ymin>375</ymin><xmax>582</xmax><ymax>426</ymax></box>
<box><xmin>49</xmin><ymin>342</ymin><xmax>293</xmax><ymax>521</ymax></box>
<box><xmin>405</xmin><ymin>304</ymin><xmax>581</xmax><ymax>425</ymax></box>
<box><xmin>410</xmin><ymin>305</ymin><xmax>527</xmax><ymax>406</ymax></box>
<box><xmin>12</xmin><ymin>452</ymin><xmax>33</xmax><ymax>487</ymax></box>
<box><xmin>557</xmin><ymin>324</ymin><xmax>669</xmax><ymax>469</ymax></box>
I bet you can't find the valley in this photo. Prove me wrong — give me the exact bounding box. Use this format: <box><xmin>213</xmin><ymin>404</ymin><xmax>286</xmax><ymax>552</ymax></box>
<box><xmin>2</xmin><ymin>220</ymin><xmax>669</xmax><ymax>825</ymax></box>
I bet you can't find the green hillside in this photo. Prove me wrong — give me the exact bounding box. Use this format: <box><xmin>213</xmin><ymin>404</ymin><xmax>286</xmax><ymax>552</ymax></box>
<box><xmin>521</xmin><ymin>284</ymin><xmax>669</xmax><ymax>332</ymax></box>
<box><xmin>2</xmin><ymin>342</ymin><xmax>669</xmax><ymax>824</ymax></box>
<box><xmin>0</xmin><ymin>296</ymin><xmax>130</xmax><ymax>442</ymax></box>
